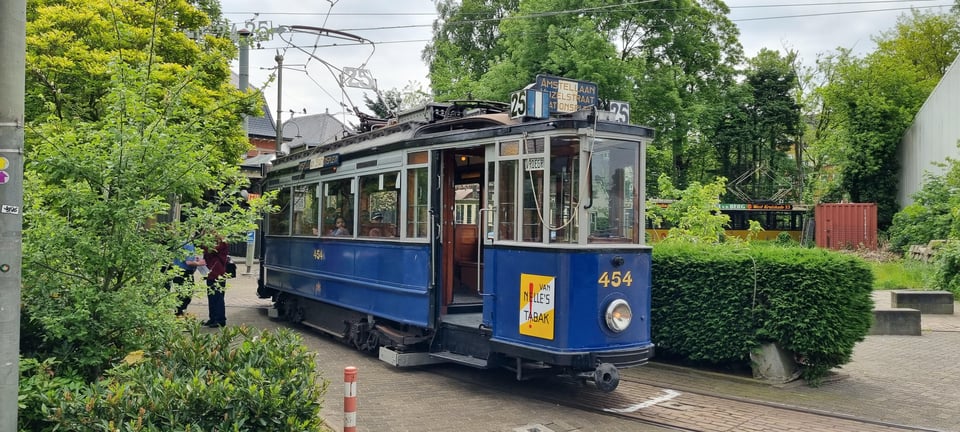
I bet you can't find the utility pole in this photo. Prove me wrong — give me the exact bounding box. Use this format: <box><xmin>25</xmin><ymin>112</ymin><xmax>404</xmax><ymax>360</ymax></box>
<box><xmin>0</xmin><ymin>0</ymin><xmax>25</xmax><ymax>429</ymax></box>
<box><xmin>274</xmin><ymin>52</ymin><xmax>284</xmax><ymax>154</ymax></box>
<box><xmin>237</xmin><ymin>29</ymin><xmax>256</xmax><ymax>275</ymax></box>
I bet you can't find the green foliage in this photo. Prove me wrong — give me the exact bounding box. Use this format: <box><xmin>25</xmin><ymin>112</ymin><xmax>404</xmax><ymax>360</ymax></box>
<box><xmin>18</xmin><ymin>358</ymin><xmax>86</xmax><ymax>431</ymax></box>
<box><xmin>363</xmin><ymin>82</ymin><xmax>431</xmax><ymax>118</ymax></box>
<box><xmin>21</xmin><ymin>64</ymin><xmax>270</xmax><ymax>381</ymax></box>
<box><xmin>775</xmin><ymin>231</ymin><xmax>796</xmax><ymax>246</ymax></box>
<box><xmin>30</xmin><ymin>325</ymin><xmax>328</xmax><ymax>432</ymax></box>
<box><xmin>887</xmin><ymin>173</ymin><xmax>954</xmax><ymax>253</ymax></box>
<box><xmin>870</xmin><ymin>259</ymin><xmax>931</xmax><ymax>290</ymax></box>
<box><xmin>646</xmin><ymin>174</ymin><xmax>732</xmax><ymax>244</ymax></box>
<box><xmin>705</xmin><ymin>49</ymin><xmax>803</xmax><ymax>202</ymax></box>
<box><xmin>652</xmin><ymin>242</ymin><xmax>874</xmax><ymax>384</ymax></box>
<box><xmin>933</xmin><ymin>242</ymin><xmax>960</xmax><ymax>297</ymax></box>
<box><xmin>21</xmin><ymin>0</ymin><xmax>273</xmax><ymax>383</ymax></box>
<box><xmin>426</xmin><ymin>0</ymin><xmax>742</xmax><ymax>189</ymax></box>
<box><xmin>811</xmin><ymin>10</ymin><xmax>960</xmax><ymax>229</ymax></box>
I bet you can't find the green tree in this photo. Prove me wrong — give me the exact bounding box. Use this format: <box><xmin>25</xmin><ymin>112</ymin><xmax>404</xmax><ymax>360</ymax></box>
<box><xmin>627</xmin><ymin>0</ymin><xmax>743</xmax><ymax>189</ymax></box>
<box><xmin>363</xmin><ymin>81</ymin><xmax>432</xmax><ymax>118</ymax></box>
<box><xmin>646</xmin><ymin>174</ymin><xmax>750</xmax><ymax>244</ymax></box>
<box><xmin>427</xmin><ymin>0</ymin><xmax>742</xmax><ymax>192</ymax></box>
<box><xmin>424</xmin><ymin>0</ymin><xmax>519</xmax><ymax>100</ymax></box>
<box><xmin>21</xmin><ymin>0</ymin><xmax>268</xmax><ymax>381</ymax></box>
<box><xmin>705</xmin><ymin>49</ymin><xmax>802</xmax><ymax>202</ymax></box>
<box><xmin>809</xmin><ymin>10</ymin><xmax>960</xmax><ymax>228</ymax></box>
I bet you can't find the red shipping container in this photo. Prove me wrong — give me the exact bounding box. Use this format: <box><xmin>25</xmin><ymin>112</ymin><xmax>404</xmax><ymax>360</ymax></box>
<box><xmin>815</xmin><ymin>203</ymin><xmax>878</xmax><ymax>250</ymax></box>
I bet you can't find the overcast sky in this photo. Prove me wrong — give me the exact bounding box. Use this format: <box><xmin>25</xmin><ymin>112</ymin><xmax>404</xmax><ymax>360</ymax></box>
<box><xmin>219</xmin><ymin>0</ymin><xmax>954</xmax><ymax>126</ymax></box>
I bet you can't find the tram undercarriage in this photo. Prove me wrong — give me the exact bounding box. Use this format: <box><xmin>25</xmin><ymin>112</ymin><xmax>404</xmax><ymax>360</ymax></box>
<box><xmin>268</xmin><ymin>290</ymin><xmax>636</xmax><ymax>392</ymax></box>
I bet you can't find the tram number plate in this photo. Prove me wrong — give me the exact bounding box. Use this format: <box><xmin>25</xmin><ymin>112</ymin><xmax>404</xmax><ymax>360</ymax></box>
<box><xmin>598</xmin><ymin>271</ymin><xmax>633</xmax><ymax>288</ymax></box>
<box><xmin>609</xmin><ymin>101</ymin><xmax>630</xmax><ymax>123</ymax></box>
<box><xmin>524</xmin><ymin>157</ymin><xmax>544</xmax><ymax>171</ymax></box>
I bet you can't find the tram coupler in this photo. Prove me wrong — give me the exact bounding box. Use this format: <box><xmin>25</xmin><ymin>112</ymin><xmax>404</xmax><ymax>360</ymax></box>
<box><xmin>582</xmin><ymin>363</ymin><xmax>620</xmax><ymax>392</ymax></box>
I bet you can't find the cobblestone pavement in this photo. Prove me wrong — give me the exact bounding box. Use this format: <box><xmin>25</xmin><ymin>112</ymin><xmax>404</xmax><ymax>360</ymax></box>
<box><xmin>188</xmin><ymin>271</ymin><xmax>960</xmax><ymax>432</ymax></box>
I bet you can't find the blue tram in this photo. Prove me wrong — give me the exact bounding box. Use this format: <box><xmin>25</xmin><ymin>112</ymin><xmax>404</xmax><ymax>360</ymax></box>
<box><xmin>257</xmin><ymin>88</ymin><xmax>655</xmax><ymax>391</ymax></box>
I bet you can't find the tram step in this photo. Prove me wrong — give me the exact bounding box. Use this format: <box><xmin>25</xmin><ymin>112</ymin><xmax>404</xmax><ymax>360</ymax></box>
<box><xmin>430</xmin><ymin>350</ymin><xmax>489</xmax><ymax>368</ymax></box>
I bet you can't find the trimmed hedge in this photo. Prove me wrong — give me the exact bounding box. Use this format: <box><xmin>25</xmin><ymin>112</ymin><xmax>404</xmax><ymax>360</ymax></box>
<box><xmin>652</xmin><ymin>243</ymin><xmax>874</xmax><ymax>383</ymax></box>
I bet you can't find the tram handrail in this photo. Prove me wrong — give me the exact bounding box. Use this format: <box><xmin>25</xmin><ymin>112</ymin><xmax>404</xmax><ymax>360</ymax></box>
<box><xmin>478</xmin><ymin>207</ymin><xmax>496</xmax><ymax>295</ymax></box>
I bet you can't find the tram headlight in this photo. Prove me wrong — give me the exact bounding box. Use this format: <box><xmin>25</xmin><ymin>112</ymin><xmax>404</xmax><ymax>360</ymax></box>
<box><xmin>604</xmin><ymin>299</ymin><xmax>632</xmax><ymax>333</ymax></box>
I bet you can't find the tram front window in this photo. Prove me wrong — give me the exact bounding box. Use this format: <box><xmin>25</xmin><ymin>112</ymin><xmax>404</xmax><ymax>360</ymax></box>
<box><xmin>588</xmin><ymin>139</ymin><xmax>640</xmax><ymax>244</ymax></box>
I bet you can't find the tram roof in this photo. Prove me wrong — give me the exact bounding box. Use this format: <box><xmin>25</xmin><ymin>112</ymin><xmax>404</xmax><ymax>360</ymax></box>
<box><xmin>269</xmin><ymin>102</ymin><xmax>655</xmax><ymax>172</ymax></box>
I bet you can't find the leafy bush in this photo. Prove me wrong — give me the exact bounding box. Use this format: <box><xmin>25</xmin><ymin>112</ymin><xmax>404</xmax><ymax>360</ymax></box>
<box><xmin>933</xmin><ymin>241</ymin><xmax>960</xmax><ymax>297</ymax></box>
<box><xmin>652</xmin><ymin>242</ymin><xmax>874</xmax><ymax>384</ymax></box>
<box><xmin>28</xmin><ymin>324</ymin><xmax>328</xmax><ymax>432</ymax></box>
<box><xmin>775</xmin><ymin>231</ymin><xmax>796</xmax><ymax>245</ymax></box>
<box><xmin>18</xmin><ymin>358</ymin><xmax>86</xmax><ymax>431</ymax></box>
<box><xmin>887</xmin><ymin>175</ymin><xmax>953</xmax><ymax>253</ymax></box>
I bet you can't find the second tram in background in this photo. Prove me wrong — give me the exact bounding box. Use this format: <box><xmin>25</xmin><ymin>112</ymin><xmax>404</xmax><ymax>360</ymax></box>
<box><xmin>257</xmin><ymin>76</ymin><xmax>655</xmax><ymax>391</ymax></box>
<box><xmin>647</xmin><ymin>201</ymin><xmax>809</xmax><ymax>242</ymax></box>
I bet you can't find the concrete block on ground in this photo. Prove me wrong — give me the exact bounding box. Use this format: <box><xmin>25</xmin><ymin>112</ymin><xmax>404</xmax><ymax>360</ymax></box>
<box><xmin>870</xmin><ymin>308</ymin><xmax>921</xmax><ymax>335</ymax></box>
<box><xmin>891</xmin><ymin>290</ymin><xmax>955</xmax><ymax>314</ymax></box>
<box><xmin>750</xmin><ymin>343</ymin><xmax>800</xmax><ymax>384</ymax></box>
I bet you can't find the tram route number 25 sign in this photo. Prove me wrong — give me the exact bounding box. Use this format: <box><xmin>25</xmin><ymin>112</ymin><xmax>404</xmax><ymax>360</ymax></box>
<box><xmin>519</xmin><ymin>273</ymin><xmax>555</xmax><ymax>340</ymax></box>
<box><xmin>510</xmin><ymin>89</ymin><xmax>550</xmax><ymax>120</ymax></box>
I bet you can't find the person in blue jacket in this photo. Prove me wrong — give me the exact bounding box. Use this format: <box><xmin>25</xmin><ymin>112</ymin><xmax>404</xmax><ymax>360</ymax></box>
<box><xmin>172</xmin><ymin>242</ymin><xmax>204</xmax><ymax>316</ymax></box>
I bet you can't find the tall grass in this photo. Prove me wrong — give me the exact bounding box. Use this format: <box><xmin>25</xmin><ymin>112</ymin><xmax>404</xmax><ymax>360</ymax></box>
<box><xmin>870</xmin><ymin>259</ymin><xmax>934</xmax><ymax>290</ymax></box>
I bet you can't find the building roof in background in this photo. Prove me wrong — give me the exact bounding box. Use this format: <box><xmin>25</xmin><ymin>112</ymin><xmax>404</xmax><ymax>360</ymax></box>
<box><xmin>282</xmin><ymin>113</ymin><xmax>348</xmax><ymax>153</ymax></box>
<box><xmin>231</xmin><ymin>72</ymin><xmax>277</xmax><ymax>139</ymax></box>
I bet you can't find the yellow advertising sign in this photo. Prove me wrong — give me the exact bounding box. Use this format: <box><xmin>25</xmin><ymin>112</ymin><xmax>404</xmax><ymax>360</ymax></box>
<box><xmin>519</xmin><ymin>273</ymin><xmax>555</xmax><ymax>340</ymax></box>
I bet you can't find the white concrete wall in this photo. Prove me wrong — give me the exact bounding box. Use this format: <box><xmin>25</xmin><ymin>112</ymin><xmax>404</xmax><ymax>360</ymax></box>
<box><xmin>899</xmin><ymin>55</ymin><xmax>960</xmax><ymax>207</ymax></box>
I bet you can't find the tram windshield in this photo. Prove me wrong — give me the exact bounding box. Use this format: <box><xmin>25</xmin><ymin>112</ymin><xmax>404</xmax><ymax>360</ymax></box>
<box><xmin>588</xmin><ymin>138</ymin><xmax>640</xmax><ymax>244</ymax></box>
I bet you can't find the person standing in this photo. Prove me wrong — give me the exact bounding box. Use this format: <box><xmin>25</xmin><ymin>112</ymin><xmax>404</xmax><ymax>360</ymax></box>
<box><xmin>172</xmin><ymin>242</ymin><xmax>204</xmax><ymax>316</ymax></box>
<box><xmin>201</xmin><ymin>235</ymin><xmax>230</xmax><ymax>328</ymax></box>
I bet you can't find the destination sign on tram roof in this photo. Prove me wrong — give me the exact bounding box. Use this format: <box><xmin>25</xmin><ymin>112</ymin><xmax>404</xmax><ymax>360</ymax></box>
<box><xmin>309</xmin><ymin>153</ymin><xmax>341</xmax><ymax>170</ymax></box>
<box><xmin>532</xmin><ymin>75</ymin><xmax>598</xmax><ymax>114</ymax></box>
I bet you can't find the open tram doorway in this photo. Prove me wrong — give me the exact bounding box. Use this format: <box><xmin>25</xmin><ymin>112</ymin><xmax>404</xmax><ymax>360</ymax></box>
<box><xmin>440</xmin><ymin>148</ymin><xmax>485</xmax><ymax>313</ymax></box>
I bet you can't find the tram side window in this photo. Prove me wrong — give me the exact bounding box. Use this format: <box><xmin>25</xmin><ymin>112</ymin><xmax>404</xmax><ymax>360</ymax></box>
<box><xmin>360</xmin><ymin>172</ymin><xmax>399</xmax><ymax>238</ymax></box>
<box><xmin>267</xmin><ymin>187</ymin><xmax>291</xmax><ymax>235</ymax></box>
<box><xmin>498</xmin><ymin>159</ymin><xmax>518</xmax><ymax>240</ymax></box>
<box><xmin>322</xmin><ymin>178</ymin><xmax>354</xmax><ymax>237</ymax></box>
<box><xmin>549</xmin><ymin>137</ymin><xmax>579</xmax><ymax>244</ymax></box>
<box><xmin>292</xmin><ymin>183</ymin><xmax>320</xmax><ymax>236</ymax></box>
<box><xmin>588</xmin><ymin>139</ymin><xmax>639</xmax><ymax>244</ymax></box>
<box><xmin>406</xmin><ymin>167</ymin><xmax>428</xmax><ymax>238</ymax></box>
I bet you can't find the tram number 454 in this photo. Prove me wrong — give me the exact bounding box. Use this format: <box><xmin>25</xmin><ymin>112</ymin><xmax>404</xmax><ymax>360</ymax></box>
<box><xmin>598</xmin><ymin>271</ymin><xmax>633</xmax><ymax>288</ymax></box>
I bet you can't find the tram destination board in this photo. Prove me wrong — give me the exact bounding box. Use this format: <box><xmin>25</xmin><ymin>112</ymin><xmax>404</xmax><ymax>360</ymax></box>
<box><xmin>533</xmin><ymin>74</ymin><xmax>598</xmax><ymax>113</ymax></box>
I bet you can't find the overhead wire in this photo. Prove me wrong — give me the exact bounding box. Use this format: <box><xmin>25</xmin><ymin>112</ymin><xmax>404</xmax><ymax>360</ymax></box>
<box><xmin>227</xmin><ymin>1</ymin><xmax>952</xmax><ymax>51</ymax></box>
<box><xmin>231</xmin><ymin>0</ymin><xmax>953</xmax><ymax>120</ymax></box>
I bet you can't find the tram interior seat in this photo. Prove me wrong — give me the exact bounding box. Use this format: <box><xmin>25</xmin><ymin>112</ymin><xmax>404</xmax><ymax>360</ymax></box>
<box><xmin>363</xmin><ymin>222</ymin><xmax>397</xmax><ymax>238</ymax></box>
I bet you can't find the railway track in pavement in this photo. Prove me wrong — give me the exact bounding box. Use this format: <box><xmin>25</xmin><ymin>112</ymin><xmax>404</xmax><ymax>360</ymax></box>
<box><xmin>433</xmin><ymin>365</ymin><xmax>941</xmax><ymax>432</ymax></box>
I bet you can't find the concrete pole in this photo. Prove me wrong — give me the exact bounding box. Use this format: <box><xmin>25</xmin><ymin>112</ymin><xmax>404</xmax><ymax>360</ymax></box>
<box><xmin>0</xmin><ymin>0</ymin><xmax>25</xmax><ymax>429</ymax></box>
<box><xmin>274</xmin><ymin>52</ymin><xmax>284</xmax><ymax>155</ymax></box>
<box><xmin>237</xmin><ymin>30</ymin><xmax>256</xmax><ymax>275</ymax></box>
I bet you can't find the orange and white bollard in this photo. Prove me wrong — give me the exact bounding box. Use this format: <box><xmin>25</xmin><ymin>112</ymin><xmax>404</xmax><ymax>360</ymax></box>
<box><xmin>344</xmin><ymin>366</ymin><xmax>358</xmax><ymax>432</ymax></box>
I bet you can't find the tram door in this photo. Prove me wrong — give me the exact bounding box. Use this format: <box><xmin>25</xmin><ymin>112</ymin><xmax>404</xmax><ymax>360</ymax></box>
<box><xmin>440</xmin><ymin>148</ymin><xmax>485</xmax><ymax>313</ymax></box>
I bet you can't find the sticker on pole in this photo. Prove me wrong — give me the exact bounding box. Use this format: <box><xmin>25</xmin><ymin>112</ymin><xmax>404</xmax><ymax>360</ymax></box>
<box><xmin>519</xmin><ymin>273</ymin><xmax>555</xmax><ymax>340</ymax></box>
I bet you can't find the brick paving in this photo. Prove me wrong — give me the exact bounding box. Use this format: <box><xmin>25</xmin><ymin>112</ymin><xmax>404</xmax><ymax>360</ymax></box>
<box><xmin>187</xmin><ymin>270</ymin><xmax>960</xmax><ymax>432</ymax></box>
